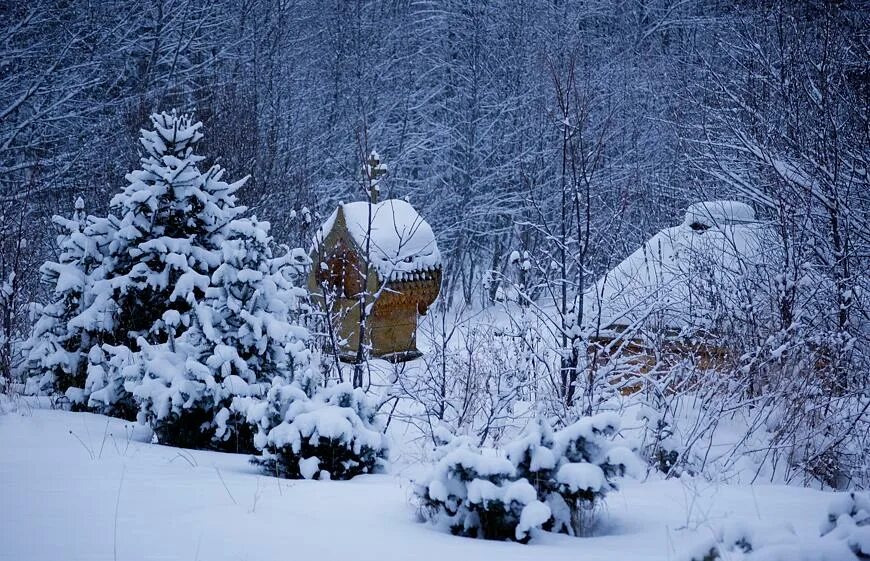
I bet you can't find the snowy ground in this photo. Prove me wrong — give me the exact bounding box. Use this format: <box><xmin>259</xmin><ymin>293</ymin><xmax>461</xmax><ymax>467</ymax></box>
<box><xmin>0</xmin><ymin>407</ymin><xmax>840</xmax><ymax>561</ymax></box>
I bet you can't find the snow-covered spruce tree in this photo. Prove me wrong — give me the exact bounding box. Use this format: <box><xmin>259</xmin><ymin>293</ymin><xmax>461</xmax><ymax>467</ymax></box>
<box><xmin>239</xmin><ymin>378</ymin><xmax>389</xmax><ymax>481</ymax></box>
<box><xmin>22</xmin><ymin>198</ymin><xmax>112</xmax><ymax>403</ymax></box>
<box><xmin>132</xmin><ymin>217</ymin><xmax>314</xmax><ymax>452</ymax></box>
<box><xmin>84</xmin><ymin>111</ymin><xmax>244</xmax><ymax>418</ymax></box>
<box><xmin>415</xmin><ymin>414</ymin><xmax>636</xmax><ymax>542</ymax></box>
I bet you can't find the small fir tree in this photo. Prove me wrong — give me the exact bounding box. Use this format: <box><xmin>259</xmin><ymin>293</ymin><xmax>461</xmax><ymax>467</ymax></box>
<box><xmin>415</xmin><ymin>413</ymin><xmax>637</xmax><ymax>542</ymax></box>
<box><xmin>99</xmin><ymin>110</ymin><xmax>244</xmax><ymax>347</ymax></box>
<box><xmin>23</xmin><ymin>198</ymin><xmax>112</xmax><ymax>401</ymax></box>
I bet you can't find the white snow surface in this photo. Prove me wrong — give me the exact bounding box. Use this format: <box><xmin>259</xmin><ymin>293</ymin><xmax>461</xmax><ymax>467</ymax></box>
<box><xmin>584</xmin><ymin>200</ymin><xmax>772</xmax><ymax>332</ymax></box>
<box><xmin>0</xmin><ymin>406</ymin><xmax>846</xmax><ymax>561</ymax></box>
<box><xmin>314</xmin><ymin>199</ymin><xmax>442</xmax><ymax>282</ymax></box>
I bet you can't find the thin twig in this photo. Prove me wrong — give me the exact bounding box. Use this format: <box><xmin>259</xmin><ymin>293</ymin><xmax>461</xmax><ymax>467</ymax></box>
<box><xmin>113</xmin><ymin>465</ymin><xmax>126</xmax><ymax>561</ymax></box>
<box><xmin>214</xmin><ymin>467</ymin><xmax>237</xmax><ymax>505</ymax></box>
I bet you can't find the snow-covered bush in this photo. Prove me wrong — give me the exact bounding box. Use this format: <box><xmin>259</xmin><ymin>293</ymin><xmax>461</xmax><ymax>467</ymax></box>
<box><xmin>415</xmin><ymin>413</ymin><xmax>637</xmax><ymax>542</ymax></box>
<box><xmin>127</xmin><ymin>335</ymin><xmax>262</xmax><ymax>451</ymax></box>
<box><xmin>416</xmin><ymin>439</ymin><xmax>548</xmax><ymax>542</ymax></box>
<box><xmin>242</xmin><ymin>379</ymin><xmax>389</xmax><ymax>480</ymax></box>
<box><xmin>84</xmin><ymin>343</ymin><xmax>140</xmax><ymax>420</ymax></box>
<box><xmin>682</xmin><ymin>491</ymin><xmax>869</xmax><ymax>561</ymax></box>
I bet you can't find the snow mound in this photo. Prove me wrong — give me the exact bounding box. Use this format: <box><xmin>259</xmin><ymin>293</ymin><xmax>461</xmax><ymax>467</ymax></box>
<box><xmin>681</xmin><ymin>491</ymin><xmax>870</xmax><ymax>561</ymax></box>
<box><xmin>556</xmin><ymin>463</ymin><xmax>606</xmax><ymax>493</ymax></box>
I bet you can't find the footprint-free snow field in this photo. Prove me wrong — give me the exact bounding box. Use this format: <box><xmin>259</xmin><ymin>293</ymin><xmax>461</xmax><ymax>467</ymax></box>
<box><xmin>0</xmin><ymin>408</ymin><xmax>839</xmax><ymax>561</ymax></box>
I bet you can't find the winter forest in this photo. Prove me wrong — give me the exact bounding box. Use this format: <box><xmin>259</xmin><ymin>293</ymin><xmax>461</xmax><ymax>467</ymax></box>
<box><xmin>1</xmin><ymin>1</ymin><xmax>869</xmax><ymax>560</ymax></box>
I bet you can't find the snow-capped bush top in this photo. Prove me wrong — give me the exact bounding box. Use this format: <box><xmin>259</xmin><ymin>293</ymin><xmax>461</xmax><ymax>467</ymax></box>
<box><xmin>265</xmin><ymin>383</ymin><xmax>386</xmax><ymax>455</ymax></box>
<box><xmin>314</xmin><ymin>199</ymin><xmax>441</xmax><ymax>282</ymax></box>
<box><xmin>552</xmin><ymin>412</ymin><xmax>621</xmax><ymax>465</ymax></box>
<box><xmin>505</xmin><ymin>417</ymin><xmax>557</xmax><ymax>473</ymax></box>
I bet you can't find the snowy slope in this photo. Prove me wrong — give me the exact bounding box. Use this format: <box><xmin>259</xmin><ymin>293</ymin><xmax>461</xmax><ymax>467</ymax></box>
<box><xmin>0</xmin><ymin>407</ymin><xmax>840</xmax><ymax>561</ymax></box>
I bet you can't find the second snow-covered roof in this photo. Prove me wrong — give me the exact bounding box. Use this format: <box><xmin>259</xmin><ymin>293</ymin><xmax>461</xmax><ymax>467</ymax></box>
<box><xmin>584</xmin><ymin>201</ymin><xmax>773</xmax><ymax>334</ymax></box>
<box><xmin>314</xmin><ymin>199</ymin><xmax>442</xmax><ymax>282</ymax></box>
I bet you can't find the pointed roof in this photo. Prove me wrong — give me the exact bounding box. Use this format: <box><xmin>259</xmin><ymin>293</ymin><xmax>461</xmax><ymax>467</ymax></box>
<box><xmin>314</xmin><ymin>199</ymin><xmax>442</xmax><ymax>282</ymax></box>
<box><xmin>584</xmin><ymin>201</ymin><xmax>773</xmax><ymax>335</ymax></box>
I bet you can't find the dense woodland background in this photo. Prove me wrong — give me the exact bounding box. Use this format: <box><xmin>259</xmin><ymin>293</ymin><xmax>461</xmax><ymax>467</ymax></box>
<box><xmin>1</xmin><ymin>0</ymin><xmax>869</xmax><ymax>486</ymax></box>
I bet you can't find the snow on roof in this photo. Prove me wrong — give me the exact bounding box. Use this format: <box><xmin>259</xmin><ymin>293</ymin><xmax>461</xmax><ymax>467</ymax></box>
<box><xmin>683</xmin><ymin>200</ymin><xmax>756</xmax><ymax>228</ymax></box>
<box><xmin>314</xmin><ymin>199</ymin><xmax>442</xmax><ymax>282</ymax></box>
<box><xmin>584</xmin><ymin>201</ymin><xmax>772</xmax><ymax>334</ymax></box>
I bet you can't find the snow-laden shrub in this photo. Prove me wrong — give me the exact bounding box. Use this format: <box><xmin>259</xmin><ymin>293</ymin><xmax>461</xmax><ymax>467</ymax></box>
<box><xmin>415</xmin><ymin>413</ymin><xmax>637</xmax><ymax>542</ymax></box>
<box><xmin>416</xmin><ymin>442</ymin><xmax>548</xmax><ymax>542</ymax></box>
<box><xmin>682</xmin><ymin>491</ymin><xmax>869</xmax><ymax>561</ymax></box>
<box><xmin>240</xmin><ymin>380</ymin><xmax>388</xmax><ymax>480</ymax></box>
<box><xmin>85</xmin><ymin>344</ymin><xmax>139</xmax><ymax>420</ymax></box>
<box><xmin>127</xmin><ymin>335</ymin><xmax>265</xmax><ymax>452</ymax></box>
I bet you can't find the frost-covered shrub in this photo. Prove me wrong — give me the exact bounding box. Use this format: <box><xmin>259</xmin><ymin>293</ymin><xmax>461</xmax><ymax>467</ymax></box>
<box><xmin>683</xmin><ymin>491</ymin><xmax>869</xmax><ymax>561</ymax></box>
<box><xmin>85</xmin><ymin>344</ymin><xmax>139</xmax><ymax>420</ymax></box>
<box><xmin>415</xmin><ymin>413</ymin><xmax>637</xmax><ymax>542</ymax></box>
<box><xmin>242</xmin><ymin>380</ymin><xmax>388</xmax><ymax>480</ymax></box>
<box><xmin>507</xmin><ymin>414</ymin><xmax>636</xmax><ymax>536</ymax></box>
<box><xmin>415</xmin><ymin>439</ymin><xmax>549</xmax><ymax>542</ymax></box>
<box><xmin>127</xmin><ymin>335</ymin><xmax>264</xmax><ymax>451</ymax></box>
